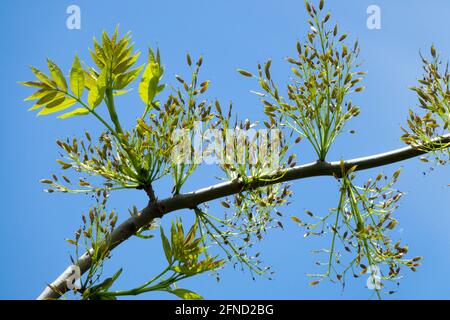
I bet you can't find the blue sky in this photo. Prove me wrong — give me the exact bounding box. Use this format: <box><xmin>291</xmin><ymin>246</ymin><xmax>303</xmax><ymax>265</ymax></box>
<box><xmin>1</xmin><ymin>0</ymin><xmax>450</xmax><ymax>299</ymax></box>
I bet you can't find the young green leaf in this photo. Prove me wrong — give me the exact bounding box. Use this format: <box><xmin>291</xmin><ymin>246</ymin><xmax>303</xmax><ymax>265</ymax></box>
<box><xmin>113</xmin><ymin>89</ymin><xmax>130</xmax><ymax>96</ymax></box>
<box><xmin>38</xmin><ymin>97</ymin><xmax>77</xmax><ymax>116</ymax></box>
<box><xmin>24</xmin><ymin>88</ymin><xmax>48</xmax><ymax>102</ymax></box>
<box><xmin>47</xmin><ymin>59</ymin><xmax>68</xmax><ymax>91</ymax></box>
<box><xmin>88</xmin><ymin>67</ymin><xmax>108</xmax><ymax>108</ymax></box>
<box><xmin>30</xmin><ymin>66</ymin><xmax>54</xmax><ymax>88</ymax></box>
<box><xmin>58</xmin><ymin>108</ymin><xmax>89</xmax><ymax>119</ymax></box>
<box><xmin>139</xmin><ymin>49</ymin><xmax>163</xmax><ymax>105</ymax></box>
<box><xmin>237</xmin><ymin>69</ymin><xmax>253</xmax><ymax>77</ymax></box>
<box><xmin>113</xmin><ymin>66</ymin><xmax>143</xmax><ymax>90</ymax></box>
<box><xmin>19</xmin><ymin>81</ymin><xmax>48</xmax><ymax>88</ymax></box>
<box><xmin>30</xmin><ymin>90</ymin><xmax>60</xmax><ymax>111</ymax></box>
<box><xmin>170</xmin><ymin>288</ymin><xmax>203</xmax><ymax>300</ymax></box>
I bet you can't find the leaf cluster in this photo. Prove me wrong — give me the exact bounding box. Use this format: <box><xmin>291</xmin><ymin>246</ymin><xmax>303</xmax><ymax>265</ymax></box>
<box><xmin>239</xmin><ymin>0</ymin><xmax>365</xmax><ymax>160</ymax></box>
<box><xmin>402</xmin><ymin>45</ymin><xmax>450</xmax><ymax>164</ymax></box>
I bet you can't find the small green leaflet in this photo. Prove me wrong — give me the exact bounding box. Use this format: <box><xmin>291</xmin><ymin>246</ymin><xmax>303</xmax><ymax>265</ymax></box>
<box><xmin>138</xmin><ymin>49</ymin><xmax>164</xmax><ymax>105</ymax></box>
<box><xmin>58</xmin><ymin>107</ymin><xmax>89</xmax><ymax>119</ymax></box>
<box><xmin>30</xmin><ymin>66</ymin><xmax>54</xmax><ymax>87</ymax></box>
<box><xmin>160</xmin><ymin>226</ymin><xmax>173</xmax><ymax>264</ymax></box>
<box><xmin>84</xmin><ymin>70</ymin><xmax>97</xmax><ymax>90</ymax></box>
<box><xmin>37</xmin><ymin>97</ymin><xmax>77</xmax><ymax>116</ymax></box>
<box><xmin>113</xmin><ymin>66</ymin><xmax>143</xmax><ymax>90</ymax></box>
<box><xmin>24</xmin><ymin>88</ymin><xmax>47</xmax><ymax>102</ymax></box>
<box><xmin>88</xmin><ymin>67</ymin><xmax>108</xmax><ymax>108</ymax></box>
<box><xmin>70</xmin><ymin>55</ymin><xmax>85</xmax><ymax>98</ymax></box>
<box><xmin>18</xmin><ymin>81</ymin><xmax>47</xmax><ymax>88</ymax></box>
<box><xmin>22</xmin><ymin>64</ymin><xmax>81</xmax><ymax>117</ymax></box>
<box><xmin>30</xmin><ymin>90</ymin><xmax>61</xmax><ymax>111</ymax></box>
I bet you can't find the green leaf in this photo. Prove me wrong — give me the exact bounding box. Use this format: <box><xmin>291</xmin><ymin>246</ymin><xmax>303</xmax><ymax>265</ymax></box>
<box><xmin>31</xmin><ymin>90</ymin><xmax>60</xmax><ymax>110</ymax></box>
<box><xmin>111</xmin><ymin>26</ymin><xmax>119</xmax><ymax>44</ymax></box>
<box><xmin>160</xmin><ymin>226</ymin><xmax>172</xmax><ymax>264</ymax></box>
<box><xmin>84</xmin><ymin>71</ymin><xmax>97</xmax><ymax>90</ymax></box>
<box><xmin>88</xmin><ymin>268</ymin><xmax>122</xmax><ymax>298</ymax></box>
<box><xmin>113</xmin><ymin>66</ymin><xmax>143</xmax><ymax>90</ymax></box>
<box><xmin>347</xmin><ymin>165</ymin><xmax>358</xmax><ymax>175</ymax></box>
<box><xmin>30</xmin><ymin>66</ymin><xmax>54</xmax><ymax>88</ymax></box>
<box><xmin>38</xmin><ymin>97</ymin><xmax>77</xmax><ymax>116</ymax></box>
<box><xmin>58</xmin><ymin>107</ymin><xmax>89</xmax><ymax>119</ymax></box>
<box><xmin>70</xmin><ymin>55</ymin><xmax>85</xmax><ymax>98</ymax></box>
<box><xmin>170</xmin><ymin>288</ymin><xmax>203</xmax><ymax>300</ymax></box>
<box><xmin>65</xmin><ymin>239</ymin><xmax>77</xmax><ymax>245</ymax></box>
<box><xmin>92</xmin><ymin>37</ymin><xmax>106</xmax><ymax>68</ymax></box>
<box><xmin>184</xmin><ymin>221</ymin><xmax>198</xmax><ymax>245</ymax></box>
<box><xmin>115</xmin><ymin>52</ymin><xmax>140</xmax><ymax>74</ymax></box>
<box><xmin>24</xmin><ymin>88</ymin><xmax>48</xmax><ymax>102</ymax></box>
<box><xmin>101</xmin><ymin>31</ymin><xmax>113</xmax><ymax>58</ymax></box>
<box><xmin>175</xmin><ymin>219</ymin><xmax>184</xmax><ymax>245</ymax></box>
<box><xmin>102</xmin><ymin>268</ymin><xmax>122</xmax><ymax>291</ymax></box>
<box><xmin>47</xmin><ymin>59</ymin><xmax>67</xmax><ymax>91</ymax></box>
<box><xmin>88</xmin><ymin>67</ymin><xmax>108</xmax><ymax>108</ymax></box>
<box><xmin>139</xmin><ymin>49</ymin><xmax>163</xmax><ymax>105</ymax></box>
<box><xmin>19</xmin><ymin>81</ymin><xmax>48</xmax><ymax>88</ymax></box>
<box><xmin>309</xmin><ymin>280</ymin><xmax>321</xmax><ymax>286</ymax></box>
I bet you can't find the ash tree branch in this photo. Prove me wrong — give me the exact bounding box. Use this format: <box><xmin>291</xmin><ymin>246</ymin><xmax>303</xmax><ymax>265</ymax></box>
<box><xmin>37</xmin><ymin>133</ymin><xmax>450</xmax><ymax>300</ymax></box>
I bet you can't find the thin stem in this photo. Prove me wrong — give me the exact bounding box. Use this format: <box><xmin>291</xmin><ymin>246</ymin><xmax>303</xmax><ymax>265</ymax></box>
<box><xmin>327</xmin><ymin>186</ymin><xmax>345</xmax><ymax>276</ymax></box>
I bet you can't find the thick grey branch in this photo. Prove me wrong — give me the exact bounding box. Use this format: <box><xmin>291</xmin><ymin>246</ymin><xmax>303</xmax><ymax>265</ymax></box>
<box><xmin>37</xmin><ymin>134</ymin><xmax>450</xmax><ymax>300</ymax></box>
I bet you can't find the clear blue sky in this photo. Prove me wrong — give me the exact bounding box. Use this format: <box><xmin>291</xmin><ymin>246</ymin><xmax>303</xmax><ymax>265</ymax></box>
<box><xmin>1</xmin><ymin>0</ymin><xmax>450</xmax><ymax>299</ymax></box>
